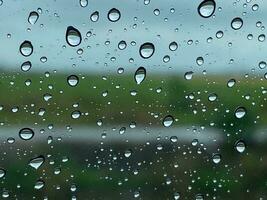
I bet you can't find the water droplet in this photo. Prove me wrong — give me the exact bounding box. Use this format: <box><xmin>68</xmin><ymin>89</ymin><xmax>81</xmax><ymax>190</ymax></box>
<box><xmin>163</xmin><ymin>115</ymin><xmax>174</xmax><ymax>127</ymax></box>
<box><xmin>90</xmin><ymin>11</ymin><xmax>99</xmax><ymax>22</ymax></box>
<box><xmin>198</xmin><ymin>0</ymin><xmax>216</xmax><ymax>18</ymax></box>
<box><xmin>258</xmin><ymin>34</ymin><xmax>265</xmax><ymax>42</ymax></box>
<box><xmin>124</xmin><ymin>149</ymin><xmax>132</xmax><ymax>157</ymax></box>
<box><xmin>196</xmin><ymin>57</ymin><xmax>204</xmax><ymax>66</ymax></box>
<box><xmin>28</xmin><ymin>11</ymin><xmax>39</xmax><ymax>25</ymax></box>
<box><xmin>34</xmin><ymin>180</ymin><xmax>45</xmax><ymax>190</ymax></box>
<box><xmin>174</xmin><ymin>192</ymin><xmax>180</xmax><ymax>200</ymax></box>
<box><xmin>0</xmin><ymin>169</ymin><xmax>6</xmax><ymax>179</ymax></box>
<box><xmin>139</xmin><ymin>42</ymin><xmax>155</xmax><ymax>59</ymax></box>
<box><xmin>80</xmin><ymin>0</ymin><xmax>88</xmax><ymax>7</ymax></box>
<box><xmin>212</xmin><ymin>153</ymin><xmax>221</xmax><ymax>164</ymax></box>
<box><xmin>66</xmin><ymin>26</ymin><xmax>82</xmax><ymax>47</ymax></box>
<box><xmin>231</xmin><ymin>17</ymin><xmax>243</xmax><ymax>30</ymax></box>
<box><xmin>170</xmin><ymin>136</ymin><xmax>178</xmax><ymax>143</ymax></box>
<box><xmin>118</xmin><ymin>40</ymin><xmax>127</xmax><ymax>50</ymax></box>
<box><xmin>19</xmin><ymin>128</ymin><xmax>34</xmax><ymax>140</ymax></box>
<box><xmin>163</xmin><ymin>55</ymin><xmax>170</xmax><ymax>63</ymax></box>
<box><xmin>71</xmin><ymin>110</ymin><xmax>81</xmax><ymax>119</ymax></box>
<box><xmin>169</xmin><ymin>41</ymin><xmax>178</xmax><ymax>51</ymax></box>
<box><xmin>108</xmin><ymin>8</ymin><xmax>121</xmax><ymax>22</ymax></box>
<box><xmin>234</xmin><ymin>107</ymin><xmax>246</xmax><ymax>119</ymax></box>
<box><xmin>29</xmin><ymin>156</ymin><xmax>45</xmax><ymax>170</ymax></box>
<box><xmin>259</xmin><ymin>61</ymin><xmax>266</xmax><ymax>69</ymax></box>
<box><xmin>235</xmin><ymin>140</ymin><xmax>246</xmax><ymax>153</ymax></box>
<box><xmin>195</xmin><ymin>194</ymin><xmax>204</xmax><ymax>200</ymax></box>
<box><xmin>134</xmin><ymin>67</ymin><xmax>146</xmax><ymax>85</ymax></box>
<box><xmin>184</xmin><ymin>71</ymin><xmax>193</xmax><ymax>80</ymax></box>
<box><xmin>208</xmin><ymin>93</ymin><xmax>217</xmax><ymax>102</ymax></box>
<box><xmin>67</xmin><ymin>75</ymin><xmax>79</xmax><ymax>87</ymax></box>
<box><xmin>21</xmin><ymin>61</ymin><xmax>32</xmax><ymax>72</ymax></box>
<box><xmin>20</xmin><ymin>41</ymin><xmax>33</xmax><ymax>57</ymax></box>
<box><xmin>227</xmin><ymin>79</ymin><xmax>236</xmax><ymax>88</ymax></box>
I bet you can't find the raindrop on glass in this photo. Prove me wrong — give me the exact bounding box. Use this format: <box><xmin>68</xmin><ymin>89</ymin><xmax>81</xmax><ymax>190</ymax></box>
<box><xmin>19</xmin><ymin>128</ymin><xmax>34</xmax><ymax>140</ymax></box>
<box><xmin>235</xmin><ymin>140</ymin><xmax>246</xmax><ymax>153</ymax></box>
<box><xmin>20</xmin><ymin>41</ymin><xmax>33</xmax><ymax>57</ymax></box>
<box><xmin>139</xmin><ymin>42</ymin><xmax>155</xmax><ymax>59</ymax></box>
<box><xmin>198</xmin><ymin>0</ymin><xmax>216</xmax><ymax>18</ymax></box>
<box><xmin>29</xmin><ymin>156</ymin><xmax>45</xmax><ymax>170</ymax></box>
<box><xmin>66</xmin><ymin>26</ymin><xmax>82</xmax><ymax>47</ymax></box>
<box><xmin>21</xmin><ymin>61</ymin><xmax>32</xmax><ymax>72</ymax></box>
<box><xmin>108</xmin><ymin>8</ymin><xmax>121</xmax><ymax>22</ymax></box>
<box><xmin>231</xmin><ymin>17</ymin><xmax>243</xmax><ymax>30</ymax></box>
<box><xmin>28</xmin><ymin>11</ymin><xmax>39</xmax><ymax>25</ymax></box>
<box><xmin>163</xmin><ymin>115</ymin><xmax>174</xmax><ymax>127</ymax></box>
<box><xmin>67</xmin><ymin>75</ymin><xmax>79</xmax><ymax>87</ymax></box>
<box><xmin>234</xmin><ymin>107</ymin><xmax>246</xmax><ymax>119</ymax></box>
<box><xmin>134</xmin><ymin>67</ymin><xmax>146</xmax><ymax>85</ymax></box>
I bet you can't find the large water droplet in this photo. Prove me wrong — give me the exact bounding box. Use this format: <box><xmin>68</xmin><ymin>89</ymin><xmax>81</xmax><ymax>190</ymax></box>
<box><xmin>21</xmin><ymin>61</ymin><xmax>32</xmax><ymax>72</ymax></box>
<box><xmin>90</xmin><ymin>11</ymin><xmax>99</xmax><ymax>22</ymax></box>
<box><xmin>20</xmin><ymin>41</ymin><xmax>33</xmax><ymax>57</ymax></box>
<box><xmin>19</xmin><ymin>128</ymin><xmax>34</xmax><ymax>140</ymax></box>
<box><xmin>66</xmin><ymin>26</ymin><xmax>82</xmax><ymax>47</ymax></box>
<box><xmin>108</xmin><ymin>8</ymin><xmax>121</xmax><ymax>22</ymax></box>
<box><xmin>234</xmin><ymin>107</ymin><xmax>246</xmax><ymax>119</ymax></box>
<box><xmin>29</xmin><ymin>156</ymin><xmax>45</xmax><ymax>170</ymax></box>
<box><xmin>235</xmin><ymin>140</ymin><xmax>246</xmax><ymax>153</ymax></box>
<box><xmin>231</xmin><ymin>17</ymin><xmax>243</xmax><ymax>30</ymax></box>
<box><xmin>71</xmin><ymin>110</ymin><xmax>81</xmax><ymax>119</ymax></box>
<box><xmin>198</xmin><ymin>0</ymin><xmax>216</xmax><ymax>18</ymax></box>
<box><xmin>28</xmin><ymin>11</ymin><xmax>39</xmax><ymax>25</ymax></box>
<box><xmin>67</xmin><ymin>75</ymin><xmax>79</xmax><ymax>87</ymax></box>
<box><xmin>163</xmin><ymin>115</ymin><xmax>174</xmax><ymax>127</ymax></box>
<box><xmin>134</xmin><ymin>67</ymin><xmax>146</xmax><ymax>85</ymax></box>
<box><xmin>139</xmin><ymin>43</ymin><xmax>155</xmax><ymax>59</ymax></box>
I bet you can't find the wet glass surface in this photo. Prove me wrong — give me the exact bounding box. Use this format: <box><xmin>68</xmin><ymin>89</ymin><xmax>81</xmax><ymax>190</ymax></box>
<box><xmin>0</xmin><ymin>0</ymin><xmax>267</xmax><ymax>199</ymax></box>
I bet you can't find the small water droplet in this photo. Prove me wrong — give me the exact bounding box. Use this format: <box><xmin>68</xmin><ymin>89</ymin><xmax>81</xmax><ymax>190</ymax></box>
<box><xmin>212</xmin><ymin>153</ymin><xmax>221</xmax><ymax>164</ymax></box>
<box><xmin>19</xmin><ymin>128</ymin><xmax>34</xmax><ymax>140</ymax></box>
<box><xmin>231</xmin><ymin>17</ymin><xmax>243</xmax><ymax>30</ymax></box>
<box><xmin>124</xmin><ymin>149</ymin><xmax>132</xmax><ymax>157</ymax></box>
<box><xmin>71</xmin><ymin>110</ymin><xmax>81</xmax><ymax>119</ymax></box>
<box><xmin>184</xmin><ymin>71</ymin><xmax>193</xmax><ymax>80</ymax></box>
<box><xmin>66</xmin><ymin>26</ymin><xmax>82</xmax><ymax>47</ymax></box>
<box><xmin>196</xmin><ymin>57</ymin><xmax>204</xmax><ymax>66</ymax></box>
<box><xmin>0</xmin><ymin>169</ymin><xmax>6</xmax><ymax>179</ymax></box>
<box><xmin>234</xmin><ymin>107</ymin><xmax>246</xmax><ymax>119</ymax></box>
<box><xmin>139</xmin><ymin>42</ymin><xmax>155</xmax><ymax>59</ymax></box>
<box><xmin>29</xmin><ymin>156</ymin><xmax>45</xmax><ymax>170</ymax></box>
<box><xmin>21</xmin><ymin>61</ymin><xmax>32</xmax><ymax>72</ymax></box>
<box><xmin>170</xmin><ymin>136</ymin><xmax>178</xmax><ymax>143</ymax></box>
<box><xmin>28</xmin><ymin>11</ymin><xmax>39</xmax><ymax>25</ymax></box>
<box><xmin>163</xmin><ymin>115</ymin><xmax>174</xmax><ymax>127</ymax></box>
<box><xmin>235</xmin><ymin>140</ymin><xmax>246</xmax><ymax>153</ymax></box>
<box><xmin>169</xmin><ymin>41</ymin><xmax>178</xmax><ymax>51</ymax></box>
<box><xmin>20</xmin><ymin>41</ymin><xmax>33</xmax><ymax>57</ymax></box>
<box><xmin>80</xmin><ymin>0</ymin><xmax>88</xmax><ymax>7</ymax></box>
<box><xmin>108</xmin><ymin>8</ymin><xmax>121</xmax><ymax>22</ymax></box>
<box><xmin>118</xmin><ymin>40</ymin><xmax>127</xmax><ymax>50</ymax></box>
<box><xmin>67</xmin><ymin>75</ymin><xmax>79</xmax><ymax>87</ymax></box>
<box><xmin>198</xmin><ymin>0</ymin><xmax>216</xmax><ymax>18</ymax></box>
<box><xmin>227</xmin><ymin>79</ymin><xmax>236</xmax><ymax>88</ymax></box>
<box><xmin>34</xmin><ymin>180</ymin><xmax>45</xmax><ymax>190</ymax></box>
<box><xmin>134</xmin><ymin>67</ymin><xmax>146</xmax><ymax>84</ymax></box>
<box><xmin>90</xmin><ymin>11</ymin><xmax>99</xmax><ymax>22</ymax></box>
<box><xmin>208</xmin><ymin>93</ymin><xmax>217</xmax><ymax>102</ymax></box>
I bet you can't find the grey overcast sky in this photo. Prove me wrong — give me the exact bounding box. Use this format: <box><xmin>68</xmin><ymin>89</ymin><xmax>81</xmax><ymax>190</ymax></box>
<box><xmin>0</xmin><ymin>0</ymin><xmax>266</xmax><ymax>75</ymax></box>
